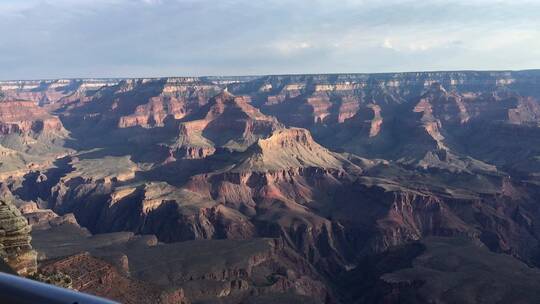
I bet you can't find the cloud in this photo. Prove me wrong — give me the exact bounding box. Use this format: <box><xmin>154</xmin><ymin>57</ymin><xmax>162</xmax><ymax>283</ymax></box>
<box><xmin>380</xmin><ymin>36</ymin><xmax>464</xmax><ymax>52</ymax></box>
<box><xmin>0</xmin><ymin>0</ymin><xmax>539</xmax><ymax>79</ymax></box>
<box><xmin>382</xmin><ymin>38</ymin><xmax>394</xmax><ymax>50</ymax></box>
<box><xmin>270</xmin><ymin>40</ymin><xmax>313</xmax><ymax>55</ymax></box>
<box><xmin>140</xmin><ymin>0</ymin><xmax>162</xmax><ymax>5</ymax></box>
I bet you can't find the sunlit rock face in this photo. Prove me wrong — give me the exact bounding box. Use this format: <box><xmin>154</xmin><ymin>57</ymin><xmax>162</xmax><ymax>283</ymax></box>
<box><xmin>0</xmin><ymin>101</ymin><xmax>65</xmax><ymax>135</ymax></box>
<box><xmin>170</xmin><ymin>89</ymin><xmax>282</xmax><ymax>159</ymax></box>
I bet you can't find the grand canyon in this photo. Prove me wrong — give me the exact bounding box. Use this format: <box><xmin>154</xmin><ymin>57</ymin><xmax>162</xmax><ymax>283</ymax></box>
<box><xmin>2</xmin><ymin>71</ymin><xmax>540</xmax><ymax>303</ymax></box>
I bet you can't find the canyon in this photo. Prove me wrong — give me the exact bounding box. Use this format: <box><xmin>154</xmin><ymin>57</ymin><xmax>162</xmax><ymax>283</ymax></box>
<box><xmin>1</xmin><ymin>70</ymin><xmax>540</xmax><ymax>303</ymax></box>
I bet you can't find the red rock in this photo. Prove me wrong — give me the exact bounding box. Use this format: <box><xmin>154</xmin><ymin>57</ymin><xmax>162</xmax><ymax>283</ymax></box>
<box><xmin>0</xmin><ymin>101</ymin><xmax>64</xmax><ymax>135</ymax></box>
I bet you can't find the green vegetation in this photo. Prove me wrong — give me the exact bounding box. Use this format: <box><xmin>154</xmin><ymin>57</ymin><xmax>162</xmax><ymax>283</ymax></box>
<box><xmin>29</xmin><ymin>271</ymin><xmax>73</xmax><ymax>289</ymax></box>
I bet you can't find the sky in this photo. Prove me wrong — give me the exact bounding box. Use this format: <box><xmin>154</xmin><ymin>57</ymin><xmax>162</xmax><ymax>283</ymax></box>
<box><xmin>1</xmin><ymin>0</ymin><xmax>539</xmax><ymax>79</ymax></box>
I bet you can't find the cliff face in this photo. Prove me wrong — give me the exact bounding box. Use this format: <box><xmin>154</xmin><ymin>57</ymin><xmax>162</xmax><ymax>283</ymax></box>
<box><xmin>0</xmin><ymin>101</ymin><xmax>65</xmax><ymax>135</ymax></box>
<box><xmin>118</xmin><ymin>96</ymin><xmax>187</xmax><ymax>128</ymax></box>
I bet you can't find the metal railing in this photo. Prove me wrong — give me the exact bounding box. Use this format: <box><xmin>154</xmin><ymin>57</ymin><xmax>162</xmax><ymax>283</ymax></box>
<box><xmin>0</xmin><ymin>272</ymin><xmax>119</xmax><ymax>304</ymax></box>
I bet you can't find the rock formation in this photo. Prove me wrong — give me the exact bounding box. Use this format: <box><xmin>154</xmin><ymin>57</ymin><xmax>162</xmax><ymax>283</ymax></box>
<box><xmin>170</xmin><ymin>90</ymin><xmax>282</xmax><ymax>159</ymax></box>
<box><xmin>0</xmin><ymin>196</ymin><xmax>37</xmax><ymax>275</ymax></box>
<box><xmin>40</xmin><ymin>252</ymin><xmax>189</xmax><ymax>304</ymax></box>
<box><xmin>0</xmin><ymin>101</ymin><xmax>65</xmax><ymax>135</ymax></box>
<box><xmin>0</xmin><ymin>100</ymin><xmax>71</xmax><ymax>178</ymax></box>
<box><xmin>2</xmin><ymin>71</ymin><xmax>540</xmax><ymax>303</ymax></box>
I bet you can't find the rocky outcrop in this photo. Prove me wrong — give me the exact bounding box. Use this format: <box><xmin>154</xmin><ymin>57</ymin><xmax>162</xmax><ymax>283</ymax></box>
<box><xmin>136</xmin><ymin>184</ymin><xmax>257</xmax><ymax>242</ymax></box>
<box><xmin>21</xmin><ymin>202</ymin><xmax>59</xmax><ymax>227</ymax></box>
<box><xmin>372</xmin><ymin>191</ymin><xmax>476</xmax><ymax>251</ymax></box>
<box><xmin>40</xmin><ymin>252</ymin><xmax>189</xmax><ymax>304</ymax></box>
<box><xmin>508</xmin><ymin>97</ymin><xmax>540</xmax><ymax>125</ymax></box>
<box><xmin>170</xmin><ymin>124</ymin><xmax>216</xmax><ymax>159</ymax></box>
<box><xmin>0</xmin><ymin>197</ymin><xmax>37</xmax><ymax>275</ymax></box>
<box><xmin>0</xmin><ymin>101</ymin><xmax>65</xmax><ymax>135</ymax></box>
<box><xmin>170</xmin><ymin>90</ymin><xmax>282</xmax><ymax>158</ymax></box>
<box><xmin>232</xmin><ymin>128</ymin><xmax>346</xmax><ymax>172</ymax></box>
<box><xmin>48</xmin><ymin>178</ymin><xmax>255</xmax><ymax>242</ymax></box>
<box><xmin>306</xmin><ymin>94</ymin><xmax>333</xmax><ymax>124</ymax></box>
<box><xmin>118</xmin><ymin>96</ymin><xmax>187</xmax><ymax>128</ymax></box>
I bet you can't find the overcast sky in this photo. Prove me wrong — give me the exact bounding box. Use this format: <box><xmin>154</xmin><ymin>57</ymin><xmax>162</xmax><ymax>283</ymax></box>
<box><xmin>1</xmin><ymin>0</ymin><xmax>539</xmax><ymax>79</ymax></box>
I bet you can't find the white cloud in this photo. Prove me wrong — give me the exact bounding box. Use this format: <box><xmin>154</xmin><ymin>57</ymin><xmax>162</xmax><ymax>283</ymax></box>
<box><xmin>1</xmin><ymin>0</ymin><xmax>540</xmax><ymax>79</ymax></box>
<box><xmin>382</xmin><ymin>38</ymin><xmax>393</xmax><ymax>50</ymax></box>
<box><xmin>140</xmin><ymin>0</ymin><xmax>162</xmax><ymax>5</ymax></box>
<box><xmin>270</xmin><ymin>40</ymin><xmax>313</xmax><ymax>55</ymax></box>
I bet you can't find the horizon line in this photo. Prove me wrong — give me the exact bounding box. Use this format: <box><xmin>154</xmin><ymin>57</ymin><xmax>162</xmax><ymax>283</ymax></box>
<box><xmin>2</xmin><ymin>68</ymin><xmax>540</xmax><ymax>82</ymax></box>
